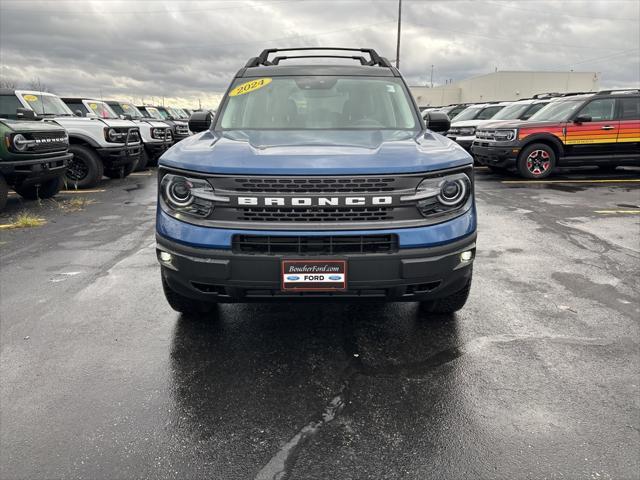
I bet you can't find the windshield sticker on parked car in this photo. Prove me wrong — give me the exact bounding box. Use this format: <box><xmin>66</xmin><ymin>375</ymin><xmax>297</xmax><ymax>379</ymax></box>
<box><xmin>229</xmin><ymin>78</ymin><xmax>272</xmax><ymax>96</ymax></box>
<box><xmin>23</xmin><ymin>94</ymin><xmax>38</xmax><ymax>102</ymax></box>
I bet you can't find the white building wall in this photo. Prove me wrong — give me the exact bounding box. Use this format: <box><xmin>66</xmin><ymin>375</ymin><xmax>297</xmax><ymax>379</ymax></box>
<box><xmin>410</xmin><ymin>71</ymin><xmax>600</xmax><ymax>106</ymax></box>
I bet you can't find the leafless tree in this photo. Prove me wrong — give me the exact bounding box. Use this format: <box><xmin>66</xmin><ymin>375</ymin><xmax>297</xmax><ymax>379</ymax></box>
<box><xmin>28</xmin><ymin>77</ymin><xmax>52</xmax><ymax>93</ymax></box>
<box><xmin>0</xmin><ymin>78</ymin><xmax>18</xmax><ymax>89</ymax></box>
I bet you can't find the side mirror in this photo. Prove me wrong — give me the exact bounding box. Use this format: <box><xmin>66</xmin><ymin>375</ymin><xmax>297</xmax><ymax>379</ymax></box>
<box><xmin>16</xmin><ymin>108</ymin><xmax>37</xmax><ymax>120</ymax></box>
<box><xmin>425</xmin><ymin>111</ymin><xmax>451</xmax><ymax>133</ymax></box>
<box><xmin>188</xmin><ymin>111</ymin><xmax>213</xmax><ymax>133</ymax></box>
<box><xmin>122</xmin><ymin>114</ymin><xmax>132</xmax><ymax>121</ymax></box>
<box><xmin>75</xmin><ymin>110</ymin><xmax>84</xmax><ymax>117</ymax></box>
<box><xmin>574</xmin><ymin>115</ymin><xmax>592</xmax><ymax>124</ymax></box>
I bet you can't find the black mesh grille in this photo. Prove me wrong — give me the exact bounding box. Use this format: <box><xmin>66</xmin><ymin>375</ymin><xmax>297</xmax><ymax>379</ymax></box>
<box><xmin>231</xmin><ymin>177</ymin><xmax>398</xmax><ymax>193</ymax></box>
<box><xmin>233</xmin><ymin>234</ymin><xmax>399</xmax><ymax>255</ymax></box>
<box><xmin>237</xmin><ymin>206</ymin><xmax>394</xmax><ymax>222</ymax></box>
<box><xmin>28</xmin><ymin>131</ymin><xmax>68</xmax><ymax>152</ymax></box>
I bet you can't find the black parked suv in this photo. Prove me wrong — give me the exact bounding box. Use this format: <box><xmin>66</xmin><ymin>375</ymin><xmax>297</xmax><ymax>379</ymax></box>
<box><xmin>137</xmin><ymin>105</ymin><xmax>191</xmax><ymax>142</ymax></box>
<box><xmin>472</xmin><ymin>90</ymin><xmax>640</xmax><ymax>178</ymax></box>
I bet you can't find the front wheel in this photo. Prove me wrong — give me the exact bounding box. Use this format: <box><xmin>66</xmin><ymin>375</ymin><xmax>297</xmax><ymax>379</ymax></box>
<box><xmin>14</xmin><ymin>177</ymin><xmax>63</xmax><ymax>200</ymax></box>
<box><xmin>420</xmin><ymin>274</ymin><xmax>472</xmax><ymax>314</ymax></box>
<box><xmin>135</xmin><ymin>149</ymin><xmax>149</xmax><ymax>171</ymax></box>
<box><xmin>517</xmin><ymin>143</ymin><xmax>556</xmax><ymax>179</ymax></box>
<box><xmin>66</xmin><ymin>145</ymin><xmax>104</xmax><ymax>189</ymax></box>
<box><xmin>162</xmin><ymin>274</ymin><xmax>218</xmax><ymax>316</ymax></box>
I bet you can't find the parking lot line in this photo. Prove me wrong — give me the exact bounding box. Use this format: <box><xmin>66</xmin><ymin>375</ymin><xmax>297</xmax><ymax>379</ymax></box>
<box><xmin>130</xmin><ymin>172</ymin><xmax>153</xmax><ymax>176</ymax></box>
<box><xmin>60</xmin><ymin>189</ymin><xmax>106</xmax><ymax>194</ymax></box>
<box><xmin>594</xmin><ymin>210</ymin><xmax>640</xmax><ymax>214</ymax></box>
<box><xmin>501</xmin><ymin>179</ymin><xmax>640</xmax><ymax>184</ymax></box>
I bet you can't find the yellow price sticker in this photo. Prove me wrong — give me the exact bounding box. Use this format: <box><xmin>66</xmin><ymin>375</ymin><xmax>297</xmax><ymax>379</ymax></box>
<box><xmin>229</xmin><ymin>78</ymin><xmax>272</xmax><ymax>96</ymax></box>
<box><xmin>89</xmin><ymin>103</ymin><xmax>98</xmax><ymax>109</ymax></box>
<box><xmin>23</xmin><ymin>94</ymin><xmax>38</xmax><ymax>102</ymax></box>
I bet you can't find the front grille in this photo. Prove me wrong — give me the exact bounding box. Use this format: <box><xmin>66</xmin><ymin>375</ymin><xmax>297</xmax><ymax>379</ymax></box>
<box><xmin>231</xmin><ymin>176</ymin><xmax>398</xmax><ymax>193</ymax></box>
<box><xmin>175</xmin><ymin>125</ymin><xmax>189</xmax><ymax>136</ymax></box>
<box><xmin>233</xmin><ymin>234</ymin><xmax>399</xmax><ymax>255</ymax></box>
<box><xmin>238</xmin><ymin>206</ymin><xmax>394</xmax><ymax>222</ymax></box>
<box><xmin>28</xmin><ymin>131</ymin><xmax>68</xmax><ymax>152</ymax></box>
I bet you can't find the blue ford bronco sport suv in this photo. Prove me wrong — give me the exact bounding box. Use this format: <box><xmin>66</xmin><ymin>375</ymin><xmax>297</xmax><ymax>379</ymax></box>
<box><xmin>156</xmin><ymin>48</ymin><xmax>477</xmax><ymax>315</ymax></box>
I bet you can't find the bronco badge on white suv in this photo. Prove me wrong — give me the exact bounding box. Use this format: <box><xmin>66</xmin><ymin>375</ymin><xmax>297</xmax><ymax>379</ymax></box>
<box><xmin>0</xmin><ymin>90</ymin><xmax>141</xmax><ymax>189</ymax></box>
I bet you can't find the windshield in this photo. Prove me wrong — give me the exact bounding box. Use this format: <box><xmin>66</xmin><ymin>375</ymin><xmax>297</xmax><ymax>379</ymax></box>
<box><xmin>451</xmin><ymin>106</ymin><xmax>482</xmax><ymax>122</ymax></box>
<box><xmin>20</xmin><ymin>93</ymin><xmax>73</xmax><ymax>116</ymax></box>
<box><xmin>491</xmin><ymin>103</ymin><xmax>530</xmax><ymax>120</ymax></box>
<box><xmin>86</xmin><ymin>101</ymin><xmax>117</xmax><ymax>119</ymax></box>
<box><xmin>171</xmin><ymin>107</ymin><xmax>188</xmax><ymax>119</ymax></box>
<box><xmin>156</xmin><ymin>107</ymin><xmax>172</xmax><ymax>120</ymax></box>
<box><xmin>218</xmin><ymin>76</ymin><xmax>418</xmax><ymax>130</ymax></box>
<box><xmin>143</xmin><ymin>107</ymin><xmax>164</xmax><ymax>120</ymax></box>
<box><xmin>118</xmin><ymin>103</ymin><xmax>144</xmax><ymax>119</ymax></box>
<box><xmin>528</xmin><ymin>99</ymin><xmax>585</xmax><ymax>122</ymax></box>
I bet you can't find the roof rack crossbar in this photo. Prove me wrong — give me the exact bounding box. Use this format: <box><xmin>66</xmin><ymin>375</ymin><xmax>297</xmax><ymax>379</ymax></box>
<box><xmin>596</xmin><ymin>88</ymin><xmax>640</xmax><ymax>95</ymax></box>
<box><xmin>272</xmin><ymin>55</ymin><xmax>368</xmax><ymax>65</ymax></box>
<box><xmin>532</xmin><ymin>91</ymin><xmax>594</xmax><ymax>99</ymax></box>
<box><xmin>249</xmin><ymin>47</ymin><xmax>393</xmax><ymax>68</ymax></box>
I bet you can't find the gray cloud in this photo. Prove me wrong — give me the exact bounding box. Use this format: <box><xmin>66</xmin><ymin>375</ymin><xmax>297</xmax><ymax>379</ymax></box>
<box><xmin>0</xmin><ymin>0</ymin><xmax>638</xmax><ymax>108</ymax></box>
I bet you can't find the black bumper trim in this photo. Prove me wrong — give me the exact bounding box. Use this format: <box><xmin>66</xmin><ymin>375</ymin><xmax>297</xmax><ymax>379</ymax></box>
<box><xmin>472</xmin><ymin>144</ymin><xmax>519</xmax><ymax>168</ymax></box>
<box><xmin>95</xmin><ymin>145</ymin><xmax>141</xmax><ymax>167</ymax></box>
<box><xmin>0</xmin><ymin>153</ymin><xmax>71</xmax><ymax>184</ymax></box>
<box><xmin>156</xmin><ymin>233</ymin><xmax>476</xmax><ymax>302</ymax></box>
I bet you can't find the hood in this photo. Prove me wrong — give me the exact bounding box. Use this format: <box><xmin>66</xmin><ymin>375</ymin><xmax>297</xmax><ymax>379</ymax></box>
<box><xmin>160</xmin><ymin>129</ymin><xmax>472</xmax><ymax>175</ymax></box>
<box><xmin>0</xmin><ymin>118</ymin><xmax>66</xmax><ymax>133</ymax></box>
<box><xmin>450</xmin><ymin>119</ymin><xmax>498</xmax><ymax>128</ymax></box>
<box><xmin>99</xmin><ymin>118</ymin><xmax>139</xmax><ymax>128</ymax></box>
<box><xmin>141</xmin><ymin>120</ymin><xmax>170</xmax><ymax>128</ymax></box>
<box><xmin>481</xmin><ymin>119</ymin><xmax>563</xmax><ymax>130</ymax></box>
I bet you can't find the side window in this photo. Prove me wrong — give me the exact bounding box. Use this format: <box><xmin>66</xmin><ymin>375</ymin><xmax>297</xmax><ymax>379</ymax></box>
<box><xmin>0</xmin><ymin>95</ymin><xmax>22</xmax><ymax>118</ymax></box>
<box><xmin>577</xmin><ymin>98</ymin><xmax>616</xmax><ymax>121</ymax></box>
<box><xmin>477</xmin><ymin>106</ymin><xmax>502</xmax><ymax>120</ymax></box>
<box><xmin>65</xmin><ymin>102</ymin><xmax>89</xmax><ymax>115</ymax></box>
<box><xmin>618</xmin><ymin>97</ymin><xmax>640</xmax><ymax>120</ymax></box>
<box><xmin>521</xmin><ymin>102</ymin><xmax>547</xmax><ymax>120</ymax></box>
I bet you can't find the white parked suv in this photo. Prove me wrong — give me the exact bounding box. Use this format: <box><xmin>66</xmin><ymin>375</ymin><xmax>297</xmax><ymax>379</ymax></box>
<box><xmin>0</xmin><ymin>91</ymin><xmax>142</xmax><ymax>188</ymax></box>
<box><xmin>446</xmin><ymin>102</ymin><xmax>513</xmax><ymax>152</ymax></box>
<box><xmin>106</xmin><ymin>101</ymin><xmax>172</xmax><ymax>170</ymax></box>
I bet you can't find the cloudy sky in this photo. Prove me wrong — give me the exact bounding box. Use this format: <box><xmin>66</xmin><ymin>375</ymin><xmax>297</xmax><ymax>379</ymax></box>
<box><xmin>0</xmin><ymin>0</ymin><xmax>638</xmax><ymax>109</ymax></box>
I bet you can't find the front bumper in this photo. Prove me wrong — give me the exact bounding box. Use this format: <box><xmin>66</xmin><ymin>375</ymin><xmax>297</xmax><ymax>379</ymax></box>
<box><xmin>0</xmin><ymin>153</ymin><xmax>71</xmax><ymax>186</ymax></box>
<box><xmin>157</xmin><ymin>233</ymin><xmax>476</xmax><ymax>302</ymax></box>
<box><xmin>472</xmin><ymin>143</ymin><xmax>519</xmax><ymax>168</ymax></box>
<box><xmin>96</xmin><ymin>144</ymin><xmax>141</xmax><ymax>168</ymax></box>
<box><xmin>144</xmin><ymin>141</ymin><xmax>171</xmax><ymax>160</ymax></box>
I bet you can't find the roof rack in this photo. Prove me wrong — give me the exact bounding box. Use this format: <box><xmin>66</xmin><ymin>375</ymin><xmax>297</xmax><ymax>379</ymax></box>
<box><xmin>271</xmin><ymin>55</ymin><xmax>368</xmax><ymax>65</ymax></box>
<box><xmin>596</xmin><ymin>88</ymin><xmax>640</xmax><ymax>95</ymax></box>
<box><xmin>245</xmin><ymin>47</ymin><xmax>393</xmax><ymax>68</ymax></box>
<box><xmin>532</xmin><ymin>91</ymin><xmax>594</xmax><ymax>99</ymax></box>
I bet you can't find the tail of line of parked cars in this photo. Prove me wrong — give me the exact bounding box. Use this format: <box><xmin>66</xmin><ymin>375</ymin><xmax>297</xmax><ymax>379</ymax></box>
<box><xmin>422</xmin><ymin>89</ymin><xmax>639</xmax><ymax>178</ymax></box>
<box><xmin>0</xmin><ymin>88</ymin><xmax>206</xmax><ymax>211</ymax></box>
<box><xmin>1</xmin><ymin>85</ymin><xmax>638</xmax><ymax>212</ymax></box>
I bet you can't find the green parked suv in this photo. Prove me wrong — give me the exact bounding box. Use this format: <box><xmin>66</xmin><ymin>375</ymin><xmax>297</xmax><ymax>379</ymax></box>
<box><xmin>0</xmin><ymin>118</ymin><xmax>72</xmax><ymax>212</ymax></box>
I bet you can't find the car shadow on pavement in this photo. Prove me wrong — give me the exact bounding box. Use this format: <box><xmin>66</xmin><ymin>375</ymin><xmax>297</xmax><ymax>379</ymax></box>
<box><xmin>167</xmin><ymin>302</ymin><xmax>461</xmax><ymax>476</ymax></box>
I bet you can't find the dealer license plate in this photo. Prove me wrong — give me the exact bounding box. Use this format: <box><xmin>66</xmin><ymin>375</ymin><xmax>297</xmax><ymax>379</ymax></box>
<box><xmin>281</xmin><ymin>260</ymin><xmax>347</xmax><ymax>291</ymax></box>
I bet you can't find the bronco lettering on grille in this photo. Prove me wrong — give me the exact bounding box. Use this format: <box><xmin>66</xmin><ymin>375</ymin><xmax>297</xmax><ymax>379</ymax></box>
<box><xmin>235</xmin><ymin>196</ymin><xmax>394</xmax><ymax>207</ymax></box>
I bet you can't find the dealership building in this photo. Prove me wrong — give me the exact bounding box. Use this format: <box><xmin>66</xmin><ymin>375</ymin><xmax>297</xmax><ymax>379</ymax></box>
<box><xmin>410</xmin><ymin>70</ymin><xmax>600</xmax><ymax>107</ymax></box>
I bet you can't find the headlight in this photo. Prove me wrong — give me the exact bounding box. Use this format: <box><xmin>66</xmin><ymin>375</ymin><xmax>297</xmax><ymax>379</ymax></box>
<box><xmin>107</xmin><ymin>128</ymin><xmax>118</xmax><ymax>142</ymax></box>
<box><xmin>160</xmin><ymin>174</ymin><xmax>228</xmax><ymax>218</ymax></box>
<box><xmin>12</xmin><ymin>133</ymin><xmax>32</xmax><ymax>151</ymax></box>
<box><xmin>458</xmin><ymin>127</ymin><xmax>476</xmax><ymax>136</ymax></box>
<box><xmin>401</xmin><ymin>172</ymin><xmax>472</xmax><ymax>217</ymax></box>
<box><xmin>493</xmin><ymin>129</ymin><xmax>517</xmax><ymax>141</ymax></box>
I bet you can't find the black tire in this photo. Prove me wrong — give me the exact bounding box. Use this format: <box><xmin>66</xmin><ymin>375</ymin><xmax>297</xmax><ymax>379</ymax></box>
<box><xmin>162</xmin><ymin>274</ymin><xmax>218</xmax><ymax>316</ymax></box>
<box><xmin>0</xmin><ymin>175</ymin><xmax>8</xmax><ymax>212</ymax></box>
<box><xmin>104</xmin><ymin>161</ymin><xmax>135</xmax><ymax>179</ymax></box>
<box><xmin>135</xmin><ymin>149</ymin><xmax>149</xmax><ymax>171</ymax></box>
<box><xmin>420</xmin><ymin>273</ymin><xmax>472</xmax><ymax>315</ymax></box>
<box><xmin>14</xmin><ymin>177</ymin><xmax>63</xmax><ymax>200</ymax></box>
<box><xmin>597</xmin><ymin>164</ymin><xmax>618</xmax><ymax>172</ymax></box>
<box><xmin>66</xmin><ymin>145</ymin><xmax>104</xmax><ymax>189</ymax></box>
<box><xmin>517</xmin><ymin>143</ymin><xmax>556</xmax><ymax>179</ymax></box>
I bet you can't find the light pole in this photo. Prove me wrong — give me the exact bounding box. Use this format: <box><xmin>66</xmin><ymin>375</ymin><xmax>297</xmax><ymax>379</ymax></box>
<box><xmin>395</xmin><ymin>0</ymin><xmax>402</xmax><ymax>69</ymax></box>
<box><xmin>430</xmin><ymin>64</ymin><xmax>434</xmax><ymax>88</ymax></box>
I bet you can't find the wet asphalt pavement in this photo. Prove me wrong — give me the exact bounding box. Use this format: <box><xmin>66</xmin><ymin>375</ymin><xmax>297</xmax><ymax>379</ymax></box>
<box><xmin>1</xmin><ymin>168</ymin><xmax>639</xmax><ymax>479</ymax></box>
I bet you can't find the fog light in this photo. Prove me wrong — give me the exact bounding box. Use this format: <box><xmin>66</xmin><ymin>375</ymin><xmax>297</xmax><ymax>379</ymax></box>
<box><xmin>159</xmin><ymin>251</ymin><xmax>172</xmax><ymax>263</ymax></box>
<box><xmin>460</xmin><ymin>250</ymin><xmax>473</xmax><ymax>262</ymax></box>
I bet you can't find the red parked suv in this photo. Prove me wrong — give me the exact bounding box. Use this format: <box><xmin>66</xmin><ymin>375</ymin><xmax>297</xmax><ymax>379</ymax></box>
<box><xmin>472</xmin><ymin>90</ymin><xmax>640</xmax><ymax>178</ymax></box>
